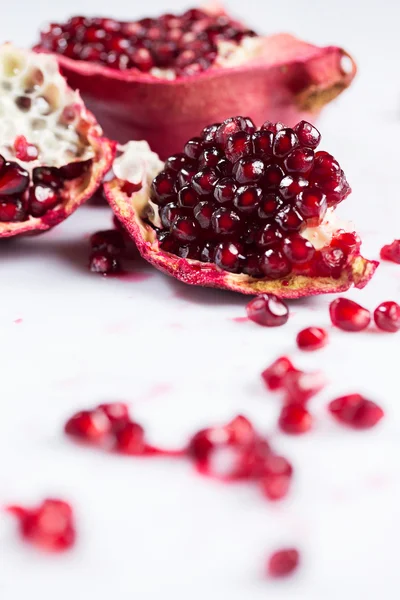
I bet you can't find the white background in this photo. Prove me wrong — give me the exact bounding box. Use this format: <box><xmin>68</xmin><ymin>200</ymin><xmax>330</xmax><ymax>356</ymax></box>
<box><xmin>1</xmin><ymin>1</ymin><xmax>400</xmax><ymax>598</ymax></box>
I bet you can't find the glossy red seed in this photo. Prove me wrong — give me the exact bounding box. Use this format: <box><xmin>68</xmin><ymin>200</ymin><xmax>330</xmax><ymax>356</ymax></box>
<box><xmin>252</xmin><ymin>130</ymin><xmax>273</xmax><ymax>156</ymax></box>
<box><xmin>0</xmin><ymin>161</ymin><xmax>29</xmax><ymax>196</ymax></box>
<box><xmin>296</xmin><ymin>327</ymin><xmax>328</xmax><ymax>350</ymax></box>
<box><xmin>275</xmin><ymin>204</ymin><xmax>304</xmax><ymax>232</ymax></box>
<box><xmin>177</xmin><ymin>185</ymin><xmax>199</xmax><ymax>208</ymax></box>
<box><xmin>225</xmin><ymin>131</ymin><xmax>252</xmax><ymax>163</ymax></box>
<box><xmin>278</xmin><ymin>404</ymin><xmax>313</xmax><ymax>434</ymax></box>
<box><xmin>295</xmin><ymin>188</ymin><xmax>327</xmax><ymax>222</ymax></box>
<box><xmin>260</xmin><ymin>248</ymin><xmax>292</xmax><ymax>279</ymax></box>
<box><xmin>192</xmin><ymin>168</ymin><xmax>219</xmax><ymax>195</ymax></box>
<box><xmin>294</xmin><ymin>120</ymin><xmax>321</xmax><ymax>148</ymax></box>
<box><xmin>255</xmin><ymin>223</ymin><xmax>283</xmax><ymax>249</ymax></box>
<box><xmin>260</xmin><ymin>454</ymin><xmax>293</xmax><ymax>500</ymax></box>
<box><xmin>166</xmin><ymin>153</ymin><xmax>194</xmax><ymax>172</ymax></box>
<box><xmin>215</xmin><ymin>117</ymin><xmax>249</xmax><ymax>145</ymax></box>
<box><xmin>89</xmin><ymin>251</ymin><xmax>120</xmax><ymax>274</ymax></box>
<box><xmin>65</xmin><ymin>409</ymin><xmax>111</xmax><ymax>443</ymax></box>
<box><xmin>0</xmin><ymin>198</ymin><xmax>26</xmax><ymax>222</ymax></box>
<box><xmin>262</xmin><ymin>357</ymin><xmax>297</xmax><ymax>391</ymax></box>
<box><xmin>329</xmin><ymin>298</ymin><xmax>371</xmax><ymax>332</ymax></box>
<box><xmin>331</xmin><ymin>231</ymin><xmax>360</xmax><ymax>255</ymax></box>
<box><xmin>284</xmin><ymin>147</ymin><xmax>314</xmax><ymax>173</ymax></box>
<box><xmin>194</xmin><ymin>200</ymin><xmax>213</xmax><ymax>229</ymax></box>
<box><xmin>233</xmin><ymin>184</ymin><xmax>262</xmax><ymax>214</ymax></box>
<box><xmin>160</xmin><ymin>202</ymin><xmax>180</xmax><ymax>228</ymax></box>
<box><xmin>29</xmin><ymin>185</ymin><xmax>60</xmax><ymax>217</ymax></box>
<box><xmin>258</xmin><ymin>193</ymin><xmax>282</xmax><ymax>219</ymax></box>
<box><xmin>279</xmin><ymin>175</ymin><xmax>308</xmax><ymax>200</ymax></box>
<box><xmin>268</xmin><ymin>548</ymin><xmax>300</xmax><ymax>578</ymax></box>
<box><xmin>374</xmin><ymin>301</ymin><xmax>400</xmax><ymax>332</ymax></box>
<box><xmin>214</xmin><ymin>177</ymin><xmax>237</xmax><ymax>204</ymax></box>
<box><xmin>328</xmin><ymin>394</ymin><xmax>384</xmax><ymax>429</ymax></box>
<box><xmin>90</xmin><ymin>229</ymin><xmax>125</xmax><ymax>254</ymax></box>
<box><xmin>283</xmin><ymin>370</ymin><xmax>326</xmax><ymax>404</ymax></box>
<box><xmin>215</xmin><ymin>241</ymin><xmax>243</xmax><ymax>272</ymax></box>
<box><xmin>171</xmin><ymin>215</ymin><xmax>198</xmax><ymax>242</ymax></box>
<box><xmin>97</xmin><ymin>402</ymin><xmax>130</xmax><ymax>427</ymax></box>
<box><xmin>316</xmin><ymin>247</ymin><xmax>347</xmax><ymax>278</ymax></box>
<box><xmin>211</xmin><ymin>207</ymin><xmax>240</xmax><ymax>236</ymax></box>
<box><xmin>380</xmin><ymin>240</ymin><xmax>400</xmax><ymax>264</ymax></box>
<box><xmin>233</xmin><ymin>156</ymin><xmax>265</xmax><ymax>184</ymax></box>
<box><xmin>184</xmin><ymin>137</ymin><xmax>203</xmax><ymax>160</ymax></box>
<box><xmin>263</xmin><ymin>163</ymin><xmax>285</xmax><ymax>188</ymax></box>
<box><xmin>151</xmin><ymin>171</ymin><xmax>176</xmax><ymax>204</ymax></box>
<box><xmin>114</xmin><ymin>421</ymin><xmax>146</xmax><ymax>454</ymax></box>
<box><xmin>7</xmin><ymin>499</ymin><xmax>76</xmax><ymax>552</ymax></box>
<box><xmin>246</xmin><ymin>294</ymin><xmax>289</xmax><ymax>327</ymax></box>
<box><xmin>273</xmin><ymin>128</ymin><xmax>299</xmax><ymax>157</ymax></box>
<box><xmin>282</xmin><ymin>235</ymin><xmax>315</xmax><ymax>263</ymax></box>
<box><xmin>14</xmin><ymin>135</ymin><xmax>39</xmax><ymax>162</ymax></box>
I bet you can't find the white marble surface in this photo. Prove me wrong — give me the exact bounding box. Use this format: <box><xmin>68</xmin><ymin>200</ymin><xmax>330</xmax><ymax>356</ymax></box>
<box><xmin>1</xmin><ymin>1</ymin><xmax>400</xmax><ymax>598</ymax></box>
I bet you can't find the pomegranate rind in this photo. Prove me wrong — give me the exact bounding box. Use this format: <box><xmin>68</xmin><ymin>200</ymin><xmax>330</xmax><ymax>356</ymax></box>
<box><xmin>36</xmin><ymin>32</ymin><xmax>356</xmax><ymax>159</ymax></box>
<box><xmin>0</xmin><ymin>46</ymin><xmax>116</xmax><ymax>238</ymax></box>
<box><xmin>104</xmin><ymin>180</ymin><xmax>378</xmax><ymax>298</ymax></box>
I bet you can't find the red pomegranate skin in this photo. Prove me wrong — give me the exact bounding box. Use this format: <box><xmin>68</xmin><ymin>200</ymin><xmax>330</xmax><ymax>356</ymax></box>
<box><xmin>37</xmin><ymin>30</ymin><xmax>356</xmax><ymax>159</ymax></box>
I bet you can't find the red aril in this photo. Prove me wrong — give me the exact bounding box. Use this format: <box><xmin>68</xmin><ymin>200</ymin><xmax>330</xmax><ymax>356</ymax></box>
<box><xmin>278</xmin><ymin>404</ymin><xmax>313</xmax><ymax>434</ymax></box>
<box><xmin>328</xmin><ymin>394</ymin><xmax>384</xmax><ymax>429</ymax></box>
<box><xmin>259</xmin><ymin>454</ymin><xmax>293</xmax><ymax>500</ymax></box>
<box><xmin>267</xmin><ymin>548</ymin><xmax>300</xmax><ymax>578</ymax></box>
<box><xmin>246</xmin><ymin>294</ymin><xmax>289</xmax><ymax>326</ymax></box>
<box><xmin>380</xmin><ymin>240</ymin><xmax>400</xmax><ymax>264</ymax></box>
<box><xmin>64</xmin><ymin>409</ymin><xmax>111</xmax><ymax>444</ymax></box>
<box><xmin>329</xmin><ymin>298</ymin><xmax>371</xmax><ymax>332</ymax></box>
<box><xmin>296</xmin><ymin>327</ymin><xmax>328</xmax><ymax>351</ymax></box>
<box><xmin>374</xmin><ymin>301</ymin><xmax>400</xmax><ymax>332</ymax></box>
<box><xmin>261</xmin><ymin>356</ymin><xmax>297</xmax><ymax>391</ymax></box>
<box><xmin>283</xmin><ymin>370</ymin><xmax>326</xmax><ymax>404</ymax></box>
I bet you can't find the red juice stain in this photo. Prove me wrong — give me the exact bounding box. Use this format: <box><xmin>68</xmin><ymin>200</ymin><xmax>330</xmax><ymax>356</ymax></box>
<box><xmin>14</xmin><ymin>318</ymin><xmax>23</xmax><ymax>324</ymax></box>
<box><xmin>116</xmin><ymin>271</ymin><xmax>151</xmax><ymax>282</ymax></box>
<box><xmin>231</xmin><ymin>316</ymin><xmax>249</xmax><ymax>323</ymax></box>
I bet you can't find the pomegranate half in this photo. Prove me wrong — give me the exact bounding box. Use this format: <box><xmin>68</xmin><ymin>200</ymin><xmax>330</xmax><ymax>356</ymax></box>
<box><xmin>34</xmin><ymin>7</ymin><xmax>356</xmax><ymax>159</ymax></box>
<box><xmin>104</xmin><ymin>118</ymin><xmax>377</xmax><ymax>298</ymax></box>
<box><xmin>0</xmin><ymin>44</ymin><xmax>115</xmax><ymax>238</ymax></box>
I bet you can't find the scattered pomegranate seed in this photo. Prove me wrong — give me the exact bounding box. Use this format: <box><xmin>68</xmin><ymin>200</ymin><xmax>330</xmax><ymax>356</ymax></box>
<box><xmin>97</xmin><ymin>402</ymin><xmax>130</xmax><ymax>427</ymax></box>
<box><xmin>261</xmin><ymin>356</ymin><xmax>297</xmax><ymax>390</ymax></box>
<box><xmin>328</xmin><ymin>394</ymin><xmax>384</xmax><ymax>429</ymax></box>
<box><xmin>380</xmin><ymin>240</ymin><xmax>400</xmax><ymax>264</ymax></box>
<box><xmin>283</xmin><ymin>370</ymin><xmax>326</xmax><ymax>404</ymax></box>
<box><xmin>7</xmin><ymin>499</ymin><xmax>76</xmax><ymax>552</ymax></box>
<box><xmin>296</xmin><ymin>326</ymin><xmax>328</xmax><ymax>351</ymax></box>
<box><xmin>89</xmin><ymin>250</ymin><xmax>121</xmax><ymax>275</ymax></box>
<box><xmin>246</xmin><ymin>294</ymin><xmax>289</xmax><ymax>327</ymax></box>
<box><xmin>374</xmin><ymin>301</ymin><xmax>400</xmax><ymax>332</ymax></box>
<box><xmin>64</xmin><ymin>409</ymin><xmax>111</xmax><ymax>444</ymax></box>
<box><xmin>114</xmin><ymin>421</ymin><xmax>146</xmax><ymax>455</ymax></box>
<box><xmin>329</xmin><ymin>297</ymin><xmax>371</xmax><ymax>332</ymax></box>
<box><xmin>14</xmin><ymin>135</ymin><xmax>39</xmax><ymax>162</ymax></box>
<box><xmin>259</xmin><ymin>454</ymin><xmax>293</xmax><ymax>500</ymax></box>
<box><xmin>267</xmin><ymin>548</ymin><xmax>300</xmax><ymax>578</ymax></box>
<box><xmin>278</xmin><ymin>404</ymin><xmax>313</xmax><ymax>434</ymax></box>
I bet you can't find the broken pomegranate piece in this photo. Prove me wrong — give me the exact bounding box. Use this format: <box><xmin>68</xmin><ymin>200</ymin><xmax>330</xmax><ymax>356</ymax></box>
<box><xmin>105</xmin><ymin>119</ymin><xmax>377</xmax><ymax>297</ymax></box>
<box><xmin>7</xmin><ymin>499</ymin><xmax>76</xmax><ymax>552</ymax></box>
<box><xmin>35</xmin><ymin>8</ymin><xmax>356</xmax><ymax>157</ymax></box>
<box><xmin>329</xmin><ymin>297</ymin><xmax>371</xmax><ymax>332</ymax></box>
<box><xmin>328</xmin><ymin>394</ymin><xmax>384</xmax><ymax>429</ymax></box>
<box><xmin>0</xmin><ymin>44</ymin><xmax>115</xmax><ymax>238</ymax></box>
<box><xmin>374</xmin><ymin>301</ymin><xmax>400</xmax><ymax>332</ymax></box>
<box><xmin>267</xmin><ymin>548</ymin><xmax>300</xmax><ymax>578</ymax></box>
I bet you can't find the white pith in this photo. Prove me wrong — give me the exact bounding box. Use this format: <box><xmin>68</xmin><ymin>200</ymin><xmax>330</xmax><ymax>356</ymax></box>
<box><xmin>148</xmin><ymin>36</ymin><xmax>263</xmax><ymax>80</ymax></box>
<box><xmin>115</xmin><ymin>141</ymin><xmax>352</xmax><ymax>250</ymax></box>
<box><xmin>0</xmin><ymin>44</ymin><xmax>95</xmax><ymax>172</ymax></box>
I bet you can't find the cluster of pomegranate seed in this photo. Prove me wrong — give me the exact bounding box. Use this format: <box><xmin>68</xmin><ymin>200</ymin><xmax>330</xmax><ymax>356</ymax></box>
<box><xmin>7</xmin><ymin>499</ymin><xmax>76</xmax><ymax>552</ymax></box>
<box><xmin>0</xmin><ymin>153</ymin><xmax>91</xmax><ymax>221</ymax></box>
<box><xmin>267</xmin><ymin>548</ymin><xmax>300</xmax><ymax>578</ymax></box>
<box><xmin>262</xmin><ymin>357</ymin><xmax>326</xmax><ymax>434</ymax></box>
<box><xmin>328</xmin><ymin>394</ymin><xmax>384</xmax><ymax>429</ymax></box>
<box><xmin>296</xmin><ymin>326</ymin><xmax>329</xmax><ymax>351</ymax></box>
<box><xmin>151</xmin><ymin>117</ymin><xmax>353</xmax><ymax>278</ymax></box>
<box><xmin>380</xmin><ymin>239</ymin><xmax>400</xmax><ymax>264</ymax></box>
<box><xmin>39</xmin><ymin>11</ymin><xmax>256</xmax><ymax>77</ymax></box>
<box><xmin>89</xmin><ymin>229</ymin><xmax>125</xmax><ymax>275</ymax></box>
<box><xmin>246</xmin><ymin>293</ymin><xmax>289</xmax><ymax>326</ymax></box>
<box><xmin>330</xmin><ymin>297</ymin><xmax>400</xmax><ymax>333</ymax></box>
<box><xmin>188</xmin><ymin>415</ymin><xmax>294</xmax><ymax>501</ymax></box>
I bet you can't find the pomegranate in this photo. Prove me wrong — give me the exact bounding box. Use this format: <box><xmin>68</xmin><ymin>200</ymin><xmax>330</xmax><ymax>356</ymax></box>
<box><xmin>0</xmin><ymin>44</ymin><xmax>115</xmax><ymax>238</ymax></box>
<box><xmin>267</xmin><ymin>548</ymin><xmax>300</xmax><ymax>578</ymax></box>
<box><xmin>328</xmin><ymin>394</ymin><xmax>384</xmax><ymax>429</ymax></box>
<box><xmin>374</xmin><ymin>301</ymin><xmax>400</xmax><ymax>332</ymax></box>
<box><xmin>296</xmin><ymin>326</ymin><xmax>328</xmax><ymax>350</ymax></box>
<box><xmin>34</xmin><ymin>8</ymin><xmax>356</xmax><ymax>158</ymax></box>
<box><xmin>246</xmin><ymin>294</ymin><xmax>289</xmax><ymax>326</ymax></box>
<box><xmin>380</xmin><ymin>240</ymin><xmax>400</xmax><ymax>264</ymax></box>
<box><xmin>7</xmin><ymin>499</ymin><xmax>76</xmax><ymax>552</ymax></box>
<box><xmin>329</xmin><ymin>297</ymin><xmax>371</xmax><ymax>332</ymax></box>
<box><xmin>105</xmin><ymin>120</ymin><xmax>377</xmax><ymax>297</ymax></box>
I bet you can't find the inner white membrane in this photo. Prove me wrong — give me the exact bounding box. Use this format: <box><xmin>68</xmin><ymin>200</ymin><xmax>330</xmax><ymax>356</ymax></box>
<box><xmin>0</xmin><ymin>44</ymin><xmax>94</xmax><ymax>173</ymax></box>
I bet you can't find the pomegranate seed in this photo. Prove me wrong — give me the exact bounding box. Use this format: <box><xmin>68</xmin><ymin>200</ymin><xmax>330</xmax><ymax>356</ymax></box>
<box><xmin>0</xmin><ymin>161</ymin><xmax>29</xmax><ymax>196</ymax></box>
<box><xmin>262</xmin><ymin>357</ymin><xmax>297</xmax><ymax>391</ymax></box>
<box><xmin>214</xmin><ymin>177</ymin><xmax>237</xmax><ymax>204</ymax></box>
<box><xmin>273</xmin><ymin>128</ymin><xmax>299</xmax><ymax>157</ymax></box>
<box><xmin>317</xmin><ymin>247</ymin><xmax>347</xmax><ymax>278</ymax></box>
<box><xmin>194</xmin><ymin>200</ymin><xmax>213</xmax><ymax>229</ymax></box>
<box><xmin>29</xmin><ymin>185</ymin><xmax>60</xmax><ymax>217</ymax></box>
<box><xmin>89</xmin><ymin>251</ymin><xmax>120</xmax><ymax>275</ymax></box>
<box><xmin>296</xmin><ymin>327</ymin><xmax>328</xmax><ymax>351</ymax></box>
<box><xmin>278</xmin><ymin>404</ymin><xmax>313</xmax><ymax>434</ymax></box>
<box><xmin>211</xmin><ymin>207</ymin><xmax>241</xmax><ymax>236</ymax></box>
<box><xmin>7</xmin><ymin>499</ymin><xmax>76</xmax><ymax>552</ymax></box>
<box><xmin>178</xmin><ymin>185</ymin><xmax>199</xmax><ymax>208</ymax></box>
<box><xmin>260</xmin><ymin>248</ymin><xmax>292</xmax><ymax>279</ymax></box>
<box><xmin>294</xmin><ymin>120</ymin><xmax>321</xmax><ymax>148</ymax></box>
<box><xmin>215</xmin><ymin>241</ymin><xmax>243</xmax><ymax>272</ymax></box>
<box><xmin>184</xmin><ymin>137</ymin><xmax>203</xmax><ymax>160</ymax></box>
<box><xmin>33</xmin><ymin>166</ymin><xmax>62</xmax><ymax>188</ymax></box>
<box><xmin>233</xmin><ymin>157</ymin><xmax>265</xmax><ymax>184</ymax></box>
<box><xmin>267</xmin><ymin>548</ymin><xmax>300</xmax><ymax>578</ymax></box>
<box><xmin>282</xmin><ymin>234</ymin><xmax>315</xmax><ymax>264</ymax></box>
<box><xmin>246</xmin><ymin>294</ymin><xmax>289</xmax><ymax>327</ymax></box>
<box><xmin>295</xmin><ymin>188</ymin><xmax>327</xmax><ymax>222</ymax></box>
<box><xmin>283</xmin><ymin>370</ymin><xmax>326</xmax><ymax>404</ymax></box>
<box><xmin>225</xmin><ymin>131</ymin><xmax>253</xmax><ymax>163</ymax></box>
<box><xmin>380</xmin><ymin>240</ymin><xmax>400</xmax><ymax>264</ymax></box>
<box><xmin>252</xmin><ymin>130</ymin><xmax>273</xmax><ymax>156</ymax></box>
<box><xmin>331</xmin><ymin>231</ymin><xmax>360</xmax><ymax>255</ymax></box>
<box><xmin>97</xmin><ymin>402</ymin><xmax>130</xmax><ymax>428</ymax></box>
<box><xmin>0</xmin><ymin>198</ymin><xmax>26</xmax><ymax>222</ymax></box>
<box><xmin>284</xmin><ymin>147</ymin><xmax>314</xmax><ymax>173</ymax></box>
<box><xmin>192</xmin><ymin>168</ymin><xmax>219</xmax><ymax>195</ymax></box>
<box><xmin>233</xmin><ymin>184</ymin><xmax>262</xmax><ymax>214</ymax></box>
<box><xmin>65</xmin><ymin>409</ymin><xmax>111</xmax><ymax>443</ymax></box>
<box><xmin>374</xmin><ymin>301</ymin><xmax>400</xmax><ymax>332</ymax></box>
<box><xmin>114</xmin><ymin>421</ymin><xmax>146</xmax><ymax>454</ymax></box>
<box><xmin>259</xmin><ymin>454</ymin><xmax>293</xmax><ymax>500</ymax></box>
<box><xmin>328</xmin><ymin>394</ymin><xmax>384</xmax><ymax>429</ymax></box>
<box><xmin>255</xmin><ymin>223</ymin><xmax>283</xmax><ymax>248</ymax></box>
<box><xmin>14</xmin><ymin>135</ymin><xmax>38</xmax><ymax>162</ymax></box>
<box><xmin>171</xmin><ymin>215</ymin><xmax>198</xmax><ymax>242</ymax></box>
<box><xmin>90</xmin><ymin>229</ymin><xmax>125</xmax><ymax>254</ymax></box>
<box><xmin>329</xmin><ymin>298</ymin><xmax>371</xmax><ymax>332</ymax></box>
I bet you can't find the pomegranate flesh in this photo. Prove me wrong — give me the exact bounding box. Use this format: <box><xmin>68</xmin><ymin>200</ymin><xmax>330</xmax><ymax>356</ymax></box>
<box><xmin>35</xmin><ymin>8</ymin><xmax>356</xmax><ymax>158</ymax></box>
<box><xmin>105</xmin><ymin>120</ymin><xmax>377</xmax><ymax>297</ymax></box>
<box><xmin>0</xmin><ymin>44</ymin><xmax>115</xmax><ymax>238</ymax></box>
<box><xmin>7</xmin><ymin>498</ymin><xmax>76</xmax><ymax>552</ymax></box>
